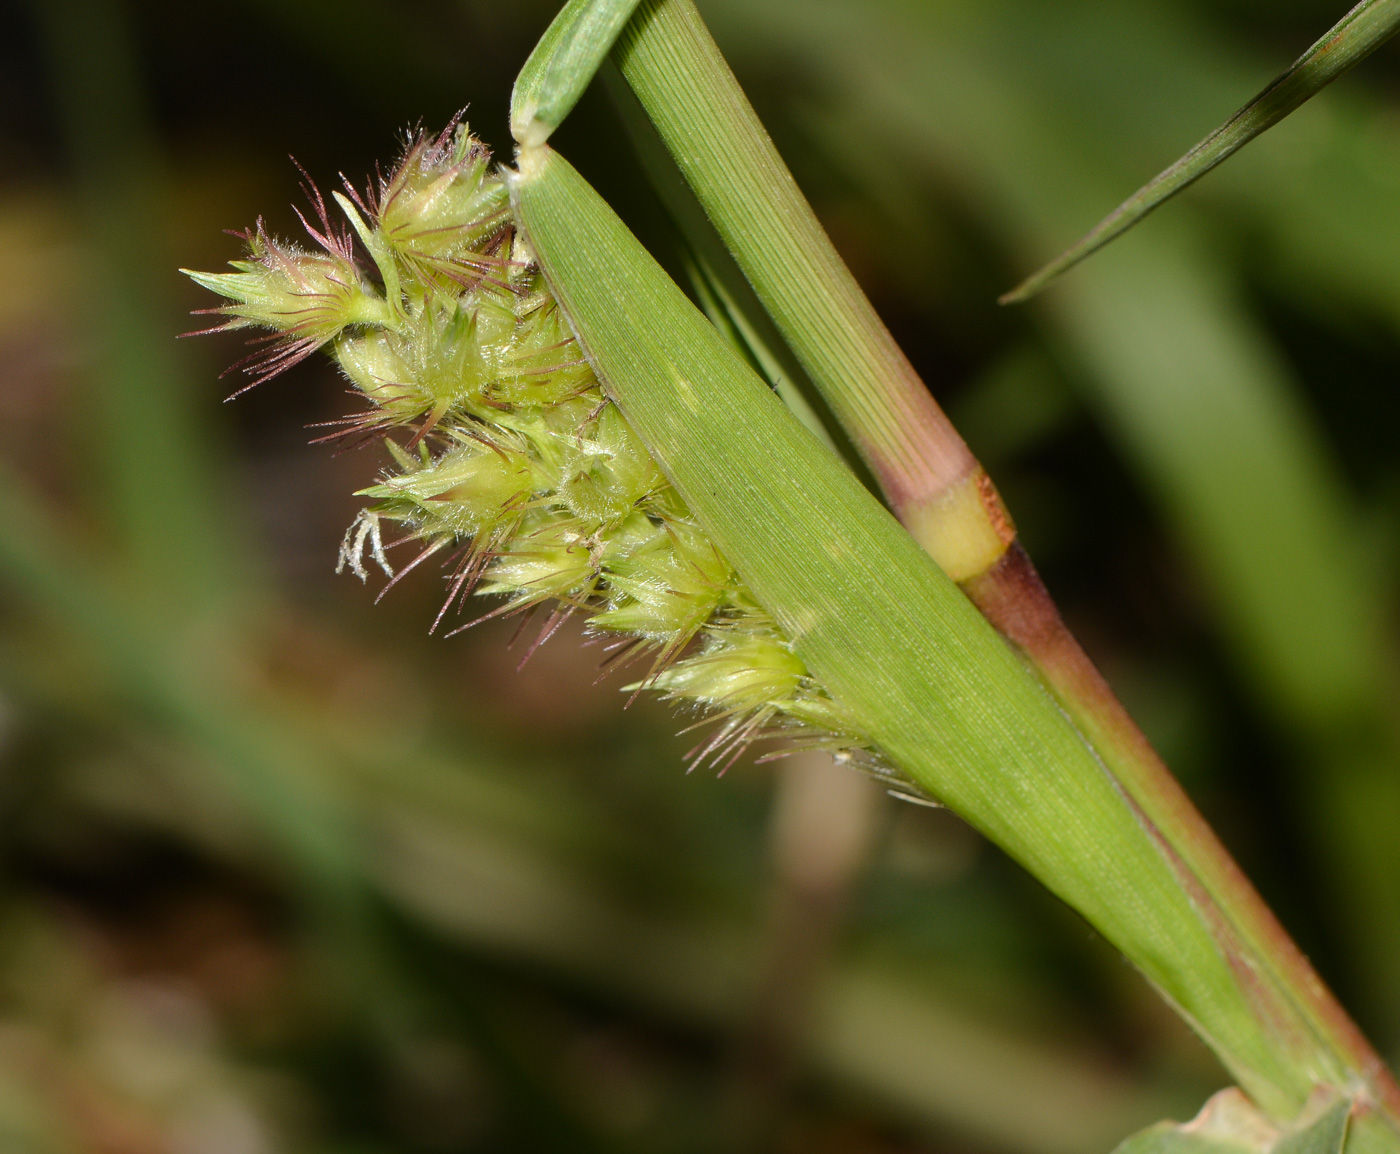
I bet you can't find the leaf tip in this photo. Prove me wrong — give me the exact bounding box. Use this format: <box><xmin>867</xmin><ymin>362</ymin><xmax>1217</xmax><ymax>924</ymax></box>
<box><xmin>998</xmin><ymin>268</ymin><xmax>1056</xmax><ymax>307</ymax></box>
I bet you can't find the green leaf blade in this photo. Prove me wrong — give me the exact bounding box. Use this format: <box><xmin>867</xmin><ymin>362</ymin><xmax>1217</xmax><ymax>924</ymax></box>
<box><xmin>511</xmin><ymin>0</ymin><xmax>645</xmax><ymax>146</ymax></box>
<box><xmin>1002</xmin><ymin>0</ymin><xmax>1400</xmax><ymax>304</ymax></box>
<box><xmin>508</xmin><ymin>144</ymin><xmax>1350</xmax><ymax>1115</ymax></box>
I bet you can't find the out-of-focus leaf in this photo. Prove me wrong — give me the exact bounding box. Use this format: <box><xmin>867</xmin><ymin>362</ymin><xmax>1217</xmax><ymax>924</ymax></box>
<box><xmin>37</xmin><ymin>0</ymin><xmax>245</xmax><ymax>611</ymax></box>
<box><xmin>1002</xmin><ymin>0</ymin><xmax>1400</xmax><ymax>302</ymax></box>
<box><xmin>357</xmin><ymin>757</ymin><xmax>1199</xmax><ymax>1154</ymax></box>
<box><xmin>966</xmin><ymin>0</ymin><xmax>1400</xmax><ymax>342</ymax></box>
<box><xmin>1114</xmin><ymin>1090</ymin><xmax>1278</xmax><ymax>1154</ymax></box>
<box><xmin>1112</xmin><ymin>1090</ymin><xmax>1351</xmax><ymax>1154</ymax></box>
<box><xmin>950</xmin><ymin>348</ymin><xmax>1077</xmax><ymax>470</ymax></box>
<box><xmin>0</xmin><ymin>461</ymin><xmax>369</xmax><ymax>929</ymax></box>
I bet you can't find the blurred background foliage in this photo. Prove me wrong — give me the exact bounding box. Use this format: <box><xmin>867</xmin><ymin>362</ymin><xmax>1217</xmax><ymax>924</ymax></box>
<box><xmin>0</xmin><ymin>0</ymin><xmax>1397</xmax><ymax>1150</ymax></box>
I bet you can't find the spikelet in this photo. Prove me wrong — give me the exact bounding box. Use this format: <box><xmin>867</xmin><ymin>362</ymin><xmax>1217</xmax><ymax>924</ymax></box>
<box><xmin>184</xmin><ymin>119</ymin><xmax>873</xmax><ymax>772</ymax></box>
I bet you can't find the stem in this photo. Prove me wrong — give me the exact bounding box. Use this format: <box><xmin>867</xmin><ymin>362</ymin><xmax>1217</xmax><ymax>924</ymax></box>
<box><xmin>608</xmin><ymin>0</ymin><xmax>1400</xmax><ymax>1120</ymax></box>
<box><xmin>612</xmin><ymin>1</ymin><xmax>1012</xmax><ymax>587</ymax></box>
<box><xmin>965</xmin><ymin>548</ymin><xmax>1400</xmax><ymax>1112</ymax></box>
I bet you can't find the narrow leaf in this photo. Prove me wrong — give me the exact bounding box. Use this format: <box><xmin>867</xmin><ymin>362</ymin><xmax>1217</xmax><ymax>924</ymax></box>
<box><xmin>511</xmin><ymin>0</ymin><xmax>645</xmax><ymax>147</ymax></box>
<box><xmin>685</xmin><ymin>249</ymin><xmax>835</xmax><ymax>448</ymax></box>
<box><xmin>1002</xmin><ymin>0</ymin><xmax>1400</xmax><ymax>304</ymax></box>
<box><xmin>508</xmin><ymin>143</ymin><xmax>1352</xmax><ymax>1113</ymax></box>
<box><xmin>40</xmin><ymin>0</ymin><xmax>240</xmax><ymax>605</ymax></box>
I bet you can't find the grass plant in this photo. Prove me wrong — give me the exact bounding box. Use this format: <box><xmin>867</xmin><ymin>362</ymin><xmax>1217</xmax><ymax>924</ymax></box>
<box><xmin>4</xmin><ymin>0</ymin><xmax>1400</xmax><ymax>1150</ymax></box>
<box><xmin>175</xmin><ymin>2</ymin><xmax>1400</xmax><ymax>1150</ymax></box>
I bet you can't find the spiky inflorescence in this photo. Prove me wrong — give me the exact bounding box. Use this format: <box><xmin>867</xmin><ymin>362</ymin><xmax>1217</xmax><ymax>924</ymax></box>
<box><xmin>184</xmin><ymin>120</ymin><xmax>872</xmax><ymax>772</ymax></box>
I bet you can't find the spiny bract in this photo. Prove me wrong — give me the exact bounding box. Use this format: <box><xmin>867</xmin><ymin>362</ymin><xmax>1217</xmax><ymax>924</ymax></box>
<box><xmin>184</xmin><ymin>120</ymin><xmax>869</xmax><ymax>771</ymax></box>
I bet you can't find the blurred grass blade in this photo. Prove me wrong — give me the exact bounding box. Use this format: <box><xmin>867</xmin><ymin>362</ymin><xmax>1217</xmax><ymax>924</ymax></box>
<box><xmin>1002</xmin><ymin>0</ymin><xmax>1400</xmax><ymax>304</ymax></box>
<box><xmin>508</xmin><ymin>143</ymin><xmax>1400</xmax><ymax>1122</ymax></box>
<box><xmin>0</xmin><ymin>458</ymin><xmax>372</xmax><ymax>945</ymax></box>
<box><xmin>511</xmin><ymin>0</ymin><xmax>645</xmax><ymax>146</ymax></box>
<box><xmin>37</xmin><ymin>0</ymin><xmax>244</xmax><ymax>608</ymax></box>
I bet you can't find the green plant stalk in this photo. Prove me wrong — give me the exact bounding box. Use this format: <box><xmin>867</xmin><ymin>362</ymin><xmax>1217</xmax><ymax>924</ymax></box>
<box><xmin>1002</xmin><ymin>0</ymin><xmax>1400</xmax><ymax>303</ymax></box>
<box><xmin>607</xmin><ymin>0</ymin><xmax>1018</xmax><ymax>588</ymax></box>
<box><xmin>508</xmin><ymin>143</ymin><xmax>1400</xmax><ymax>1132</ymax></box>
<box><xmin>592</xmin><ymin>0</ymin><xmax>1400</xmax><ymax>1117</ymax></box>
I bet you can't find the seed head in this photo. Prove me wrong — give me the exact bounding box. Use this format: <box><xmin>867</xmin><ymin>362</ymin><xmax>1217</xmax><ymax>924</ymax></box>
<box><xmin>365</xmin><ymin>117</ymin><xmax>512</xmax><ymax>293</ymax></box>
<box><xmin>183</xmin><ymin>212</ymin><xmax>393</xmax><ymax>395</ymax></box>
<box><xmin>184</xmin><ymin>121</ymin><xmax>885</xmax><ymax>778</ymax></box>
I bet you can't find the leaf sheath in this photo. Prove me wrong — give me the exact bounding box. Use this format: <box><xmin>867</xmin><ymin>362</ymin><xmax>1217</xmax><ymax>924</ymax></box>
<box><xmin>508</xmin><ymin>144</ymin><xmax>1398</xmax><ymax>1124</ymax></box>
